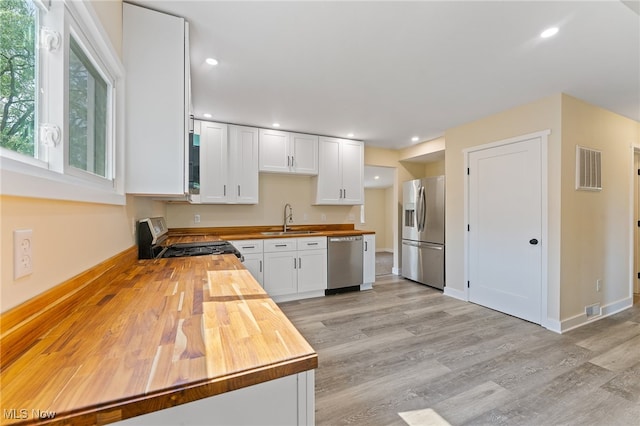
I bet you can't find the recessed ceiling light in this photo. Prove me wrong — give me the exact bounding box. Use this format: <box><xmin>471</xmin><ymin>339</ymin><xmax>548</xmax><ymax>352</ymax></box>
<box><xmin>205</xmin><ymin>58</ymin><xmax>219</xmax><ymax>66</ymax></box>
<box><xmin>411</xmin><ymin>136</ymin><xmax>419</xmax><ymax>142</ymax></box>
<box><xmin>272</xmin><ymin>123</ymin><xmax>280</xmax><ymax>128</ymax></box>
<box><xmin>203</xmin><ymin>113</ymin><xmax>212</xmax><ymax>118</ymax></box>
<box><xmin>374</xmin><ymin>176</ymin><xmax>380</xmax><ymax>180</ymax></box>
<box><xmin>347</xmin><ymin>133</ymin><xmax>355</xmax><ymax>138</ymax></box>
<box><xmin>540</xmin><ymin>27</ymin><xmax>559</xmax><ymax>38</ymax></box>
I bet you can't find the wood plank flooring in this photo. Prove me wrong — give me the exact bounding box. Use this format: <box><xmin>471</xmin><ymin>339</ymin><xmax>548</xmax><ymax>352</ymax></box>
<box><xmin>279</xmin><ymin>276</ymin><xmax>640</xmax><ymax>426</ymax></box>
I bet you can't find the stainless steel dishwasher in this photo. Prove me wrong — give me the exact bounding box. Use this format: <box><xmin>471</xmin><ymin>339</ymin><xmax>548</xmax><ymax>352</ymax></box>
<box><xmin>327</xmin><ymin>235</ymin><xmax>363</xmax><ymax>293</ymax></box>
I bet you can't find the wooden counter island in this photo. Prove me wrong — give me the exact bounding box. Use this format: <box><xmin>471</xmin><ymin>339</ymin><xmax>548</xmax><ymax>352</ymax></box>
<box><xmin>0</xmin><ymin>254</ymin><xmax>317</xmax><ymax>425</ymax></box>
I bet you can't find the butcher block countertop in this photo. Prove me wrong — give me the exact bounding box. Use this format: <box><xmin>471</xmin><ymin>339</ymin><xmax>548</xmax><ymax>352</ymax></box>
<box><xmin>0</xmin><ymin>255</ymin><xmax>317</xmax><ymax>425</ymax></box>
<box><xmin>167</xmin><ymin>224</ymin><xmax>375</xmax><ymax>243</ymax></box>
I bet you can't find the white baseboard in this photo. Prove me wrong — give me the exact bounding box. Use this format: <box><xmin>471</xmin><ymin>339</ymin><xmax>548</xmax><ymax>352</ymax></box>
<box><xmin>392</xmin><ymin>267</ymin><xmax>401</xmax><ymax>275</ymax></box>
<box><xmin>360</xmin><ymin>283</ymin><xmax>373</xmax><ymax>291</ymax></box>
<box><xmin>443</xmin><ymin>286</ymin><xmax>467</xmax><ymax>301</ymax></box>
<box><xmin>558</xmin><ymin>297</ymin><xmax>633</xmax><ymax>333</ymax></box>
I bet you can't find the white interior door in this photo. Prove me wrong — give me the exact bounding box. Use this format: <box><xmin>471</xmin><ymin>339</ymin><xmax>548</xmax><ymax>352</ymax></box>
<box><xmin>468</xmin><ymin>137</ymin><xmax>542</xmax><ymax>324</ymax></box>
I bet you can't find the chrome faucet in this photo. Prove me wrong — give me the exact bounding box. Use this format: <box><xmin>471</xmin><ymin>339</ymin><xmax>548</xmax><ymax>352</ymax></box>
<box><xmin>283</xmin><ymin>203</ymin><xmax>293</xmax><ymax>232</ymax></box>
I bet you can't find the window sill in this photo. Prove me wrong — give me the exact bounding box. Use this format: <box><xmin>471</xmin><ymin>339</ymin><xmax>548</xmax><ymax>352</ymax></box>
<box><xmin>0</xmin><ymin>155</ymin><xmax>125</xmax><ymax>205</ymax></box>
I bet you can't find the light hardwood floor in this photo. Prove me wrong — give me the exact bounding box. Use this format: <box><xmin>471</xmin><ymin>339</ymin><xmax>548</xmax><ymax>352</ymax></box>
<box><xmin>280</xmin><ymin>276</ymin><xmax>640</xmax><ymax>426</ymax></box>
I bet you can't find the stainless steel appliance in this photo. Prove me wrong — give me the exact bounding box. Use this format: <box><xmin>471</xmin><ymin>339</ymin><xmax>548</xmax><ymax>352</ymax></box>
<box><xmin>137</xmin><ymin>217</ymin><xmax>242</xmax><ymax>260</ymax></box>
<box><xmin>402</xmin><ymin>176</ymin><xmax>445</xmax><ymax>289</ymax></box>
<box><xmin>327</xmin><ymin>235</ymin><xmax>363</xmax><ymax>293</ymax></box>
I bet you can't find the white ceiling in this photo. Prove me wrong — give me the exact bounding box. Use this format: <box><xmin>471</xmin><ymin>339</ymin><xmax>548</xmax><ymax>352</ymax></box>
<box><xmin>129</xmin><ymin>1</ymin><xmax>640</xmax><ymax>150</ymax></box>
<box><xmin>364</xmin><ymin>165</ymin><xmax>395</xmax><ymax>188</ymax></box>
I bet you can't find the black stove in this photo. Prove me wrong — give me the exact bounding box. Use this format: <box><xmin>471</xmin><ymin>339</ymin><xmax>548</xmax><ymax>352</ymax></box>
<box><xmin>137</xmin><ymin>217</ymin><xmax>242</xmax><ymax>260</ymax></box>
<box><xmin>161</xmin><ymin>241</ymin><xmax>242</xmax><ymax>259</ymax></box>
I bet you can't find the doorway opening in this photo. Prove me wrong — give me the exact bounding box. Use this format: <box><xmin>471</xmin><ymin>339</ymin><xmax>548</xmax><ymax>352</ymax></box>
<box><xmin>634</xmin><ymin>150</ymin><xmax>639</xmax><ymax>305</ymax></box>
<box><xmin>362</xmin><ymin>165</ymin><xmax>396</xmax><ymax>275</ymax></box>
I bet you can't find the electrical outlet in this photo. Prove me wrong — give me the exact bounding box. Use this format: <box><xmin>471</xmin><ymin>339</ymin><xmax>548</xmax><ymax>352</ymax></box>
<box><xmin>303</xmin><ymin>213</ymin><xmax>308</xmax><ymax>222</ymax></box>
<box><xmin>321</xmin><ymin>214</ymin><xmax>327</xmax><ymax>222</ymax></box>
<box><xmin>596</xmin><ymin>279</ymin><xmax>602</xmax><ymax>292</ymax></box>
<box><xmin>194</xmin><ymin>214</ymin><xmax>201</xmax><ymax>224</ymax></box>
<box><xmin>14</xmin><ymin>229</ymin><xmax>33</xmax><ymax>279</ymax></box>
<box><xmin>348</xmin><ymin>214</ymin><xmax>355</xmax><ymax>222</ymax></box>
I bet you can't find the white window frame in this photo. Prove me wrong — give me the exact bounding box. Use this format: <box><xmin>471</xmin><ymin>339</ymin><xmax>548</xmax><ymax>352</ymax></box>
<box><xmin>0</xmin><ymin>0</ymin><xmax>125</xmax><ymax>205</ymax></box>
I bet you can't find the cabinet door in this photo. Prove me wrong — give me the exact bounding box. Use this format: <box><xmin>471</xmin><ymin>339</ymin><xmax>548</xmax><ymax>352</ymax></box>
<box><xmin>259</xmin><ymin>129</ymin><xmax>290</xmax><ymax>173</ymax></box>
<box><xmin>297</xmin><ymin>249</ymin><xmax>327</xmax><ymax>293</ymax></box>
<box><xmin>290</xmin><ymin>133</ymin><xmax>318</xmax><ymax>175</ymax></box>
<box><xmin>263</xmin><ymin>251</ymin><xmax>297</xmax><ymax>296</ymax></box>
<box><xmin>199</xmin><ymin>122</ymin><xmax>228</xmax><ymax>203</ymax></box>
<box><xmin>123</xmin><ymin>4</ymin><xmax>186</xmax><ymax>195</ymax></box>
<box><xmin>314</xmin><ymin>137</ymin><xmax>342</xmax><ymax>204</ymax></box>
<box><xmin>363</xmin><ymin>234</ymin><xmax>376</xmax><ymax>285</ymax></box>
<box><xmin>242</xmin><ymin>253</ymin><xmax>264</xmax><ymax>287</ymax></box>
<box><xmin>340</xmin><ymin>140</ymin><xmax>364</xmax><ymax>204</ymax></box>
<box><xmin>229</xmin><ymin>125</ymin><xmax>259</xmax><ymax>204</ymax></box>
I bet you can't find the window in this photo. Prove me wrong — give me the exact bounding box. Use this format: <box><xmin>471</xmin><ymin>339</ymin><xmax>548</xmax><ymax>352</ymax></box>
<box><xmin>0</xmin><ymin>0</ymin><xmax>124</xmax><ymax>204</ymax></box>
<box><xmin>68</xmin><ymin>36</ymin><xmax>108</xmax><ymax>177</ymax></box>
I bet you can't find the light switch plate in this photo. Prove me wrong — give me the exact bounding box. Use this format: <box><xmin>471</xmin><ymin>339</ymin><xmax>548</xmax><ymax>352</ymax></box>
<box><xmin>14</xmin><ymin>229</ymin><xmax>33</xmax><ymax>279</ymax></box>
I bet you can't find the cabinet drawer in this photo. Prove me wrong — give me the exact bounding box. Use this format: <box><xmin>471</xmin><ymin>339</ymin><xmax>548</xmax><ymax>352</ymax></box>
<box><xmin>264</xmin><ymin>238</ymin><xmax>297</xmax><ymax>252</ymax></box>
<box><xmin>230</xmin><ymin>239</ymin><xmax>263</xmax><ymax>254</ymax></box>
<box><xmin>297</xmin><ymin>237</ymin><xmax>327</xmax><ymax>251</ymax></box>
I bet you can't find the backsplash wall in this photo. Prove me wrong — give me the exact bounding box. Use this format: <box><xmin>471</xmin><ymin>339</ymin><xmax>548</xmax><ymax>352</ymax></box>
<box><xmin>167</xmin><ymin>174</ymin><xmax>360</xmax><ymax>228</ymax></box>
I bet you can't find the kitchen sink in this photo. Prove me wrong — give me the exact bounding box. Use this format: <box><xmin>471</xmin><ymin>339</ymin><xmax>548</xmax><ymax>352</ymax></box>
<box><xmin>260</xmin><ymin>231</ymin><xmax>320</xmax><ymax>236</ymax></box>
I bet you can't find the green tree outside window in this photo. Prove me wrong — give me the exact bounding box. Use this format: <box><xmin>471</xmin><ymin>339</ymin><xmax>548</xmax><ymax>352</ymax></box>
<box><xmin>0</xmin><ymin>0</ymin><xmax>36</xmax><ymax>156</ymax></box>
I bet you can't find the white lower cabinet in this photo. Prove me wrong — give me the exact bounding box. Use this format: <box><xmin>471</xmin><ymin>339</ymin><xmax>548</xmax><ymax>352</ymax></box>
<box><xmin>263</xmin><ymin>237</ymin><xmax>327</xmax><ymax>302</ymax></box>
<box><xmin>263</xmin><ymin>248</ymin><xmax>298</xmax><ymax>296</ymax></box>
<box><xmin>231</xmin><ymin>240</ymin><xmax>264</xmax><ymax>287</ymax></box>
<box><xmin>117</xmin><ymin>370</ymin><xmax>315</xmax><ymax>426</ymax></box>
<box><xmin>362</xmin><ymin>234</ymin><xmax>376</xmax><ymax>290</ymax></box>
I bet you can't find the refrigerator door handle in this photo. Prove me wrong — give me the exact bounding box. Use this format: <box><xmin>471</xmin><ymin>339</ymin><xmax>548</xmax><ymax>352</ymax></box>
<box><xmin>421</xmin><ymin>185</ymin><xmax>427</xmax><ymax>232</ymax></box>
<box><xmin>417</xmin><ymin>186</ymin><xmax>427</xmax><ymax>232</ymax></box>
<box><xmin>416</xmin><ymin>186</ymin><xmax>423</xmax><ymax>232</ymax></box>
<box><xmin>419</xmin><ymin>244</ymin><xmax>443</xmax><ymax>250</ymax></box>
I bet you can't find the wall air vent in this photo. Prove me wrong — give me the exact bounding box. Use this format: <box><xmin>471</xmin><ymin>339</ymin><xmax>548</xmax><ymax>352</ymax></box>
<box><xmin>576</xmin><ymin>146</ymin><xmax>602</xmax><ymax>191</ymax></box>
<box><xmin>585</xmin><ymin>303</ymin><xmax>601</xmax><ymax>318</ymax></box>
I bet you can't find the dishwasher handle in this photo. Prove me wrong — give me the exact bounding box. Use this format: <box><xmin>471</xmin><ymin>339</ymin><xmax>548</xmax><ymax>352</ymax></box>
<box><xmin>328</xmin><ymin>235</ymin><xmax>362</xmax><ymax>243</ymax></box>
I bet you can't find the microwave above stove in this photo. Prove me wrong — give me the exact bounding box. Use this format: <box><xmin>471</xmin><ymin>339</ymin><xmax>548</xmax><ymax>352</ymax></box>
<box><xmin>137</xmin><ymin>217</ymin><xmax>242</xmax><ymax>260</ymax></box>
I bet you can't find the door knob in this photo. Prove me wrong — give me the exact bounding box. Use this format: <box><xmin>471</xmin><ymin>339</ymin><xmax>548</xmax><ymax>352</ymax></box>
<box><xmin>529</xmin><ymin>238</ymin><xmax>539</xmax><ymax>245</ymax></box>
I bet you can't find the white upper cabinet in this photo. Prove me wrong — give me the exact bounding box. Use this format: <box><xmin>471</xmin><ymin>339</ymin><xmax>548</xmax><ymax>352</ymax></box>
<box><xmin>199</xmin><ymin>121</ymin><xmax>228</xmax><ymax>203</ymax></box>
<box><xmin>123</xmin><ymin>4</ymin><xmax>189</xmax><ymax>196</ymax></box>
<box><xmin>197</xmin><ymin>122</ymin><xmax>259</xmax><ymax>204</ymax></box>
<box><xmin>313</xmin><ymin>137</ymin><xmax>364</xmax><ymax>205</ymax></box>
<box><xmin>290</xmin><ymin>133</ymin><xmax>319</xmax><ymax>175</ymax></box>
<box><xmin>229</xmin><ymin>125</ymin><xmax>259</xmax><ymax>203</ymax></box>
<box><xmin>259</xmin><ymin>130</ymin><xmax>318</xmax><ymax>175</ymax></box>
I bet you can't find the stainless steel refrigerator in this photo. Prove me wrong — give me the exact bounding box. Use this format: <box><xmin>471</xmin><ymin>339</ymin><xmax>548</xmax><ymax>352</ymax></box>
<box><xmin>402</xmin><ymin>176</ymin><xmax>445</xmax><ymax>289</ymax></box>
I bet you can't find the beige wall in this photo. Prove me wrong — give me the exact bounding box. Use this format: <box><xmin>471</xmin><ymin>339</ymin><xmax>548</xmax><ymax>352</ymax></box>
<box><xmin>359</xmin><ymin>188</ymin><xmax>393</xmax><ymax>251</ymax></box>
<box><xmin>0</xmin><ymin>0</ymin><xmax>141</xmax><ymax>312</ymax></box>
<box><xmin>424</xmin><ymin>159</ymin><xmax>445</xmax><ymax>177</ymax></box>
<box><xmin>384</xmin><ymin>186</ymin><xmax>395</xmax><ymax>251</ymax></box>
<box><xmin>167</xmin><ymin>174</ymin><xmax>359</xmax><ymax>228</ymax></box>
<box><xmin>1</xmin><ymin>197</ymin><xmax>129</xmax><ymax>311</ymax></box>
<box><xmin>364</xmin><ymin>147</ymin><xmax>425</xmax><ymax>270</ymax></box>
<box><xmin>444</xmin><ymin>92</ymin><xmax>640</xmax><ymax>327</ymax></box>
<box><xmin>559</xmin><ymin>94</ymin><xmax>639</xmax><ymax>319</ymax></box>
<box><xmin>360</xmin><ymin>188</ymin><xmax>386</xmax><ymax>248</ymax></box>
<box><xmin>444</xmin><ymin>94</ymin><xmax>563</xmax><ymax>322</ymax></box>
<box><xmin>90</xmin><ymin>0</ymin><xmax>123</xmax><ymax>57</ymax></box>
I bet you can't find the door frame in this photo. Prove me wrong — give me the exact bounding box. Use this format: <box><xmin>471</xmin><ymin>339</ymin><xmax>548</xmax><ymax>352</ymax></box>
<box><xmin>633</xmin><ymin>148</ymin><xmax>640</xmax><ymax>296</ymax></box>
<box><xmin>463</xmin><ymin>130</ymin><xmax>551</xmax><ymax>328</ymax></box>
